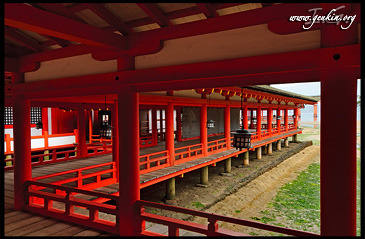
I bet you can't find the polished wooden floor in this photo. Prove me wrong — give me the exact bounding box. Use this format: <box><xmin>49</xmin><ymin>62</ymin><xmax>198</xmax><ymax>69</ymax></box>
<box><xmin>4</xmin><ymin>131</ymin><xmax>299</xmax><ymax>236</ymax></box>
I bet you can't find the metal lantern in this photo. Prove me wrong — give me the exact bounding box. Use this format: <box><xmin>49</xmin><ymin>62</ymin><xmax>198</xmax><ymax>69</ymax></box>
<box><xmin>292</xmin><ymin>115</ymin><xmax>296</xmax><ymax>119</ymax></box>
<box><xmin>36</xmin><ymin>120</ymin><xmax>43</xmax><ymax>129</ymax></box>
<box><xmin>206</xmin><ymin>119</ymin><xmax>215</xmax><ymax>129</ymax></box>
<box><xmin>100</xmin><ymin>124</ymin><xmax>112</xmax><ymax>138</ymax></box>
<box><xmin>277</xmin><ymin>115</ymin><xmax>282</xmax><ymax>120</ymax></box>
<box><xmin>233</xmin><ymin>128</ymin><xmax>252</xmax><ymax>150</ymax></box>
<box><xmin>232</xmin><ymin>87</ymin><xmax>252</xmax><ymax>150</ymax></box>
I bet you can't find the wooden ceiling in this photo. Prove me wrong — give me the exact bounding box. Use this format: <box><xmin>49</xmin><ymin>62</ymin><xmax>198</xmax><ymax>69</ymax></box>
<box><xmin>4</xmin><ymin>3</ymin><xmax>266</xmax><ymax>58</ymax></box>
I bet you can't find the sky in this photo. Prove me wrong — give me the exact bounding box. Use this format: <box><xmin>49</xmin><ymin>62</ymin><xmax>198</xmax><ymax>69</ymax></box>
<box><xmin>270</xmin><ymin>79</ymin><xmax>361</xmax><ymax>97</ymax></box>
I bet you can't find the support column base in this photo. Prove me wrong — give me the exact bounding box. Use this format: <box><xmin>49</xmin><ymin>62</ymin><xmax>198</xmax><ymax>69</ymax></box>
<box><xmin>219</xmin><ymin>172</ymin><xmax>234</xmax><ymax>177</ymax></box>
<box><xmin>195</xmin><ymin>183</ymin><xmax>208</xmax><ymax>188</ymax></box>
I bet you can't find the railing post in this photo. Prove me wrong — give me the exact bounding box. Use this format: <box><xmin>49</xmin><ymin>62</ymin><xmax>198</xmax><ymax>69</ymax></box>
<box><xmin>43</xmin><ymin>131</ymin><xmax>49</xmax><ymax>161</ymax></box>
<box><xmin>224</xmin><ymin>105</ymin><xmax>231</xmax><ymax>149</ymax></box>
<box><xmin>5</xmin><ymin>134</ymin><xmax>11</xmax><ymax>153</ymax></box>
<box><xmin>208</xmin><ymin>218</ymin><xmax>218</xmax><ymax>236</ymax></box>
<box><xmin>168</xmin><ymin>225</ymin><xmax>179</xmax><ymax>236</ymax></box>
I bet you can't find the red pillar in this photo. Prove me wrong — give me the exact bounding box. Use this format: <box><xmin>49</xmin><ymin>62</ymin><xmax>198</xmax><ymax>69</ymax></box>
<box><xmin>152</xmin><ymin>108</ymin><xmax>158</xmax><ymax>145</ymax></box>
<box><xmin>166</xmin><ymin>103</ymin><xmax>175</xmax><ymax>166</ymax></box>
<box><xmin>88</xmin><ymin>110</ymin><xmax>93</xmax><ymax>143</ymax></box>
<box><xmin>112</xmin><ymin>100</ymin><xmax>119</xmax><ymax>182</ymax></box>
<box><xmin>159</xmin><ymin>109</ymin><xmax>163</xmax><ymax>141</ymax></box>
<box><xmin>13</xmin><ymin>73</ymin><xmax>32</xmax><ymax>210</ymax></box>
<box><xmin>313</xmin><ymin>104</ymin><xmax>318</xmax><ymax>122</ymax></box>
<box><xmin>277</xmin><ymin>108</ymin><xmax>281</xmax><ymax>134</ymax></box>
<box><xmin>117</xmin><ymin>87</ymin><xmax>140</xmax><ymax>236</ymax></box>
<box><xmin>200</xmin><ymin>104</ymin><xmax>208</xmax><ymax>156</ymax></box>
<box><xmin>294</xmin><ymin>108</ymin><xmax>298</xmax><ymax>129</ymax></box>
<box><xmin>176</xmin><ymin>106</ymin><xmax>182</xmax><ymax>142</ymax></box>
<box><xmin>77</xmin><ymin>108</ymin><xmax>87</xmax><ymax>158</ymax></box>
<box><xmin>268</xmin><ymin>107</ymin><xmax>272</xmax><ymax>136</ymax></box>
<box><xmin>257</xmin><ymin>107</ymin><xmax>261</xmax><ymax>140</ymax></box>
<box><xmin>243</xmin><ymin>105</ymin><xmax>248</xmax><ymax>130</ymax></box>
<box><xmin>41</xmin><ymin>107</ymin><xmax>48</xmax><ymax>135</ymax></box>
<box><xmin>320</xmin><ymin>22</ymin><xmax>358</xmax><ymax>236</ymax></box>
<box><xmin>284</xmin><ymin>108</ymin><xmax>288</xmax><ymax>132</ymax></box>
<box><xmin>224</xmin><ymin>105</ymin><xmax>231</xmax><ymax>149</ymax></box>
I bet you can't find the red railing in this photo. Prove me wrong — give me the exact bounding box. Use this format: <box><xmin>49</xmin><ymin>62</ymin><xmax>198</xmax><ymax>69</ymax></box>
<box><xmin>207</xmin><ymin>138</ymin><xmax>227</xmax><ymax>155</ymax></box>
<box><xmin>4</xmin><ymin>145</ymin><xmax>79</xmax><ymax>171</ymax></box>
<box><xmin>140</xmin><ymin>135</ymin><xmax>155</xmax><ymax>148</ymax></box>
<box><xmin>136</xmin><ymin>200</ymin><xmax>319</xmax><ymax>237</ymax></box>
<box><xmin>32</xmin><ymin>162</ymin><xmax>117</xmax><ymax>192</ymax></box>
<box><xmin>25</xmin><ymin>180</ymin><xmax>119</xmax><ymax>234</ymax></box>
<box><xmin>139</xmin><ymin>150</ymin><xmax>170</xmax><ymax>174</ymax></box>
<box><xmin>87</xmin><ymin>141</ymin><xmax>113</xmax><ymax>157</ymax></box>
<box><xmin>260</xmin><ymin>130</ymin><xmax>270</xmax><ymax>138</ymax></box>
<box><xmin>174</xmin><ymin>143</ymin><xmax>203</xmax><ymax>164</ymax></box>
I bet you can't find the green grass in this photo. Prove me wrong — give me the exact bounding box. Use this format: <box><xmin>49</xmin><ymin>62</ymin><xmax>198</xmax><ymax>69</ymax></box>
<box><xmin>191</xmin><ymin>202</ymin><xmax>205</xmax><ymax>209</ymax></box>
<box><xmin>252</xmin><ymin>163</ymin><xmax>321</xmax><ymax>234</ymax></box>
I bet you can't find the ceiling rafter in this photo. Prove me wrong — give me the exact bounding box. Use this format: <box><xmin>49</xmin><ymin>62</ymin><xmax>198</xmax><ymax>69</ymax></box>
<box><xmin>4</xmin><ymin>26</ymin><xmax>43</xmax><ymax>52</ymax></box>
<box><xmin>35</xmin><ymin>3</ymin><xmax>85</xmax><ymax>22</ymax></box>
<box><xmin>83</xmin><ymin>3</ymin><xmax>135</xmax><ymax>36</ymax></box>
<box><xmin>196</xmin><ymin>3</ymin><xmax>219</xmax><ymax>18</ymax></box>
<box><xmin>41</xmin><ymin>35</ymin><xmax>73</xmax><ymax>48</ymax></box>
<box><xmin>136</xmin><ymin>3</ymin><xmax>172</xmax><ymax>27</ymax></box>
<box><xmin>5</xmin><ymin>3</ymin><xmax>128</xmax><ymax>51</ymax></box>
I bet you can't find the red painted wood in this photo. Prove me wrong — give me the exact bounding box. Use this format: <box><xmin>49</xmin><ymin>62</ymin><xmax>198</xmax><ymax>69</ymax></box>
<box><xmin>243</xmin><ymin>106</ymin><xmax>248</xmax><ymax>130</ymax></box>
<box><xmin>117</xmin><ymin>87</ymin><xmax>140</xmax><ymax>236</ymax></box>
<box><xmin>284</xmin><ymin>108</ymin><xmax>288</xmax><ymax>132</ymax></box>
<box><xmin>257</xmin><ymin>107</ymin><xmax>262</xmax><ymax>140</ymax></box>
<box><xmin>320</xmin><ymin>23</ymin><xmax>358</xmax><ymax>236</ymax></box>
<box><xmin>176</xmin><ymin>106</ymin><xmax>182</xmax><ymax>142</ymax></box>
<box><xmin>77</xmin><ymin>108</ymin><xmax>87</xmax><ymax>158</ymax></box>
<box><xmin>112</xmin><ymin>100</ymin><xmax>119</xmax><ymax>182</ymax></box>
<box><xmin>5</xmin><ymin>3</ymin><xmax>127</xmax><ymax>50</ymax></box>
<box><xmin>200</xmin><ymin>105</ymin><xmax>208</xmax><ymax>156</ymax></box>
<box><xmin>224</xmin><ymin>106</ymin><xmax>231</xmax><ymax>149</ymax></box>
<box><xmin>13</xmin><ymin>93</ymin><xmax>31</xmax><ymax>210</ymax></box>
<box><xmin>166</xmin><ymin>103</ymin><xmax>175</xmax><ymax>166</ymax></box>
<box><xmin>137</xmin><ymin>3</ymin><xmax>171</xmax><ymax>27</ymax></box>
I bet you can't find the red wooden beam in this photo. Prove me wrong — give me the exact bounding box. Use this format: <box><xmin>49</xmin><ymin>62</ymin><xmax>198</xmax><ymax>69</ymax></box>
<box><xmin>5</xmin><ymin>3</ymin><xmax>128</xmax><ymax>51</ymax></box>
<box><xmin>196</xmin><ymin>3</ymin><xmax>219</xmax><ymax>18</ymax></box>
<box><xmin>35</xmin><ymin>3</ymin><xmax>84</xmax><ymax>22</ymax></box>
<box><xmin>4</xmin><ymin>26</ymin><xmax>43</xmax><ymax>52</ymax></box>
<box><xmin>136</xmin><ymin>3</ymin><xmax>172</xmax><ymax>27</ymax></box>
<box><xmin>8</xmin><ymin>44</ymin><xmax>360</xmax><ymax>98</ymax></box>
<box><xmin>4</xmin><ymin>57</ymin><xmax>19</xmax><ymax>72</ymax></box>
<box><xmin>83</xmin><ymin>3</ymin><xmax>135</xmax><ymax>35</ymax></box>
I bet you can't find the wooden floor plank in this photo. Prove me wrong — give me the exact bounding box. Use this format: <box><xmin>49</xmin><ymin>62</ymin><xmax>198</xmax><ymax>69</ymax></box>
<box><xmin>25</xmin><ymin>221</ymin><xmax>75</xmax><ymax>236</ymax></box>
<box><xmin>5</xmin><ymin>215</ymin><xmax>48</xmax><ymax>233</ymax></box>
<box><xmin>5</xmin><ymin>212</ymin><xmax>34</xmax><ymax>225</ymax></box>
<box><xmin>4</xmin><ymin>210</ymin><xmax>24</xmax><ymax>218</ymax></box>
<box><xmin>6</xmin><ymin>218</ymin><xmax>59</xmax><ymax>236</ymax></box>
<box><xmin>49</xmin><ymin>225</ymin><xmax>88</xmax><ymax>236</ymax></box>
<box><xmin>73</xmin><ymin>229</ymin><xmax>103</xmax><ymax>236</ymax></box>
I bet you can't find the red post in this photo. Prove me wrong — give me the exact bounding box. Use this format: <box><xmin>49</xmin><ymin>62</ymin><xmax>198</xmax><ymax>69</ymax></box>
<box><xmin>159</xmin><ymin>109</ymin><xmax>164</xmax><ymax>141</ymax></box>
<box><xmin>77</xmin><ymin>108</ymin><xmax>87</xmax><ymax>158</ymax></box>
<box><xmin>41</xmin><ymin>107</ymin><xmax>48</xmax><ymax>135</ymax></box>
<box><xmin>200</xmin><ymin>104</ymin><xmax>208</xmax><ymax>156</ymax></box>
<box><xmin>5</xmin><ymin>134</ymin><xmax>11</xmax><ymax>153</ymax></box>
<box><xmin>313</xmin><ymin>104</ymin><xmax>318</xmax><ymax>122</ymax></box>
<box><xmin>257</xmin><ymin>107</ymin><xmax>261</xmax><ymax>140</ymax></box>
<box><xmin>284</xmin><ymin>108</ymin><xmax>288</xmax><ymax>132</ymax></box>
<box><xmin>176</xmin><ymin>106</ymin><xmax>182</xmax><ymax>142</ymax></box>
<box><xmin>13</xmin><ymin>87</ymin><xmax>32</xmax><ymax>210</ymax></box>
<box><xmin>166</xmin><ymin>103</ymin><xmax>175</xmax><ymax>166</ymax></box>
<box><xmin>320</xmin><ymin>22</ymin><xmax>358</xmax><ymax>236</ymax></box>
<box><xmin>152</xmin><ymin>108</ymin><xmax>158</xmax><ymax>145</ymax></box>
<box><xmin>294</xmin><ymin>108</ymin><xmax>298</xmax><ymax>129</ymax></box>
<box><xmin>243</xmin><ymin>105</ymin><xmax>248</xmax><ymax>130</ymax></box>
<box><xmin>74</xmin><ymin>129</ymin><xmax>79</xmax><ymax>144</ymax></box>
<box><xmin>88</xmin><ymin>109</ymin><xmax>93</xmax><ymax>143</ymax></box>
<box><xmin>268</xmin><ymin>107</ymin><xmax>272</xmax><ymax>136</ymax></box>
<box><xmin>277</xmin><ymin>108</ymin><xmax>281</xmax><ymax>134</ymax></box>
<box><xmin>44</xmin><ymin>131</ymin><xmax>49</xmax><ymax>149</ymax></box>
<box><xmin>118</xmin><ymin>87</ymin><xmax>140</xmax><ymax>236</ymax></box>
<box><xmin>224</xmin><ymin>105</ymin><xmax>231</xmax><ymax>149</ymax></box>
<box><xmin>112</xmin><ymin>100</ymin><xmax>119</xmax><ymax>181</ymax></box>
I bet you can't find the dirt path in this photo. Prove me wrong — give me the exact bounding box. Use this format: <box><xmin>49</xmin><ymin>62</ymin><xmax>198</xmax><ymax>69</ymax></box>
<box><xmin>192</xmin><ymin>145</ymin><xmax>320</xmax><ymax>236</ymax></box>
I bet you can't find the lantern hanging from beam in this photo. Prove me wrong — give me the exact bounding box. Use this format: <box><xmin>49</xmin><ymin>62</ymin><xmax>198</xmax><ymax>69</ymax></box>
<box><xmin>206</xmin><ymin>93</ymin><xmax>215</xmax><ymax>129</ymax></box>
<box><xmin>99</xmin><ymin>95</ymin><xmax>112</xmax><ymax>138</ymax></box>
<box><xmin>232</xmin><ymin>87</ymin><xmax>252</xmax><ymax>150</ymax></box>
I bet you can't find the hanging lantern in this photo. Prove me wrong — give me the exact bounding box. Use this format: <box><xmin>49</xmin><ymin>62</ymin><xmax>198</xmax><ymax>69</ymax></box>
<box><xmin>233</xmin><ymin>128</ymin><xmax>252</xmax><ymax>150</ymax></box>
<box><xmin>100</xmin><ymin>124</ymin><xmax>112</xmax><ymax>138</ymax></box>
<box><xmin>277</xmin><ymin>115</ymin><xmax>282</xmax><ymax>120</ymax></box>
<box><xmin>233</xmin><ymin>87</ymin><xmax>252</xmax><ymax>150</ymax></box>
<box><xmin>206</xmin><ymin>94</ymin><xmax>215</xmax><ymax>129</ymax></box>
<box><xmin>292</xmin><ymin>115</ymin><xmax>296</xmax><ymax>119</ymax></box>
<box><xmin>36</xmin><ymin>120</ymin><xmax>43</xmax><ymax>129</ymax></box>
<box><xmin>206</xmin><ymin>119</ymin><xmax>215</xmax><ymax>129</ymax></box>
